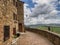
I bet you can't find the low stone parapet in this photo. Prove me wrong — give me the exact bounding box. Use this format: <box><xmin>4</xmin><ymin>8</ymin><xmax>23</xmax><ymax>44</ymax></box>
<box><xmin>26</xmin><ymin>28</ymin><xmax>60</xmax><ymax>45</ymax></box>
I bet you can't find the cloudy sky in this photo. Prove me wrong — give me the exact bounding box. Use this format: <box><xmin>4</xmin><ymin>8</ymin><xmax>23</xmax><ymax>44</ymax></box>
<box><xmin>21</xmin><ymin>0</ymin><xmax>60</xmax><ymax>25</ymax></box>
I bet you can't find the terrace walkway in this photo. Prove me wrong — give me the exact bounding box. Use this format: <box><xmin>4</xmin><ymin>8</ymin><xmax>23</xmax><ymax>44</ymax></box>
<box><xmin>17</xmin><ymin>31</ymin><xmax>53</xmax><ymax>45</ymax></box>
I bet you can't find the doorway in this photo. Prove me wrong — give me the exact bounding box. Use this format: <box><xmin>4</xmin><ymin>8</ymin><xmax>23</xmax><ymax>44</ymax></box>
<box><xmin>4</xmin><ymin>26</ymin><xmax>10</xmax><ymax>41</ymax></box>
<box><xmin>13</xmin><ymin>28</ymin><xmax>16</xmax><ymax>35</ymax></box>
<box><xmin>18</xmin><ymin>23</ymin><xmax>22</xmax><ymax>32</ymax></box>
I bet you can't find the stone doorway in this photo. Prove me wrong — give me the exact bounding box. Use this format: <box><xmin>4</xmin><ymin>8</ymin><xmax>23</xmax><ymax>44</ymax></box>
<box><xmin>13</xmin><ymin>28</ymin><xmax>16</xmax><ymax>35</ymax></box>
<box><xmin>4</xmin><ymin>26</ymin><xmax>10</xmax><ymax>41</ymax></box>
<box><xmin>18</xmin><ymin>23</ymin><xmax>22</xmax><ymax>32</ymax></box>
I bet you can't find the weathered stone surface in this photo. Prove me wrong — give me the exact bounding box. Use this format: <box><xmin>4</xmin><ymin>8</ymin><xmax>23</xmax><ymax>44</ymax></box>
<box><xmin>17</xmin><ymin>31</ymin><xmax>53</xmax><ymax>45</ymax></box>
<box><xmin>26</xmin><ymin>28</ymin><xmax>60</xmax><ymax>45</ymax></box>
<box><xmin>0</xmin><ymin>0</ymin><xmax>18</xmax><ymax>45</ymax></box>
<box><xmin>0</xmin><ymin>0</ymin><xmax>24</xmax><ymax>45</ymax></box>
<box><xmin>17</xmin><ymin>0</ymin><xmax>24</xmax><ymax>32</ymax></box>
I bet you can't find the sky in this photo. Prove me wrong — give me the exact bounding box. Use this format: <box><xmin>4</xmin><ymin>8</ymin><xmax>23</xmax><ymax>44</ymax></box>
<box><xmin>21</xmin><ymin>0</ymin><xmax>60</xmax><ymax>25</ymax></box>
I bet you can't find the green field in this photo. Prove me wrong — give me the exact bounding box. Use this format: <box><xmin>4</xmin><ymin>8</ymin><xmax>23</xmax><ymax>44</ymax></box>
<box><xmin>37</xmin><ymin>26</ymin><xmax>60</xmax><ymax>34</ymax></box>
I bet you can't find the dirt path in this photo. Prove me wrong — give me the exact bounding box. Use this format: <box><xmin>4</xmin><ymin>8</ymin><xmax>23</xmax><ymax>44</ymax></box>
<box><xmin>17</xmin><ymin>31</ymin><xmax>53</xmax><ymax>45</ymax></box>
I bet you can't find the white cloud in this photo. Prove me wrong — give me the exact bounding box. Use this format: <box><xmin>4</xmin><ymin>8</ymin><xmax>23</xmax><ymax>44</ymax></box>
<box><xmin>59</xmin><ymin>1</ymin><xmax>60</xmax><ymax>4</ymax></box>
<box><xmin>24</xmin><ymin>3</ymin><xmax>32</xmax><ymax>25</ymax></box>
<box><xmin>30</xmin><ymin>4</ymin><xmax>56</xmax><ymax>17</ymax></box>
<box><xmin>24</xmin><ymin>0</ymin><xmax>60</xmax><ymax>25</ymax></box>
<box><xmin>44</xmin><ymin>19</ymin><xmax>60</xmax><ymax>24</ymax></box>
<box><xmin>33</xmin><ymin>0</ymin><xmax>49</xmax><ymax>4</ymax></box>
<box><xmin>24</xmin><ymin>4</ymin><xmax>31</xmax><ymax>17</ymax></box>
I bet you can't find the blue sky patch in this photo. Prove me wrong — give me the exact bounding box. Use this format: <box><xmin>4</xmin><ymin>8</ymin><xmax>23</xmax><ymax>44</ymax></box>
<box><xmin>21</xmin><ymin>0</ymin><xmax>37</xmax><ymax>8</ymax></box>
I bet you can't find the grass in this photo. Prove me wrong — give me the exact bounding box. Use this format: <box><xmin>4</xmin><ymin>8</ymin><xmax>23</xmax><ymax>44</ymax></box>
<box><xmin>37</xmin><ymin>26</ymin><xmax>60</xmax><ymax>34</ymax></box>
<box><xmin>38</xmin><ymin>26</ymin><xmax>48</xmax><ymax>30</ymax></box>
<box><xmin>51</xmin><ymin>27</ymin><xmax>60</xmax><ymax>34</ymax></box>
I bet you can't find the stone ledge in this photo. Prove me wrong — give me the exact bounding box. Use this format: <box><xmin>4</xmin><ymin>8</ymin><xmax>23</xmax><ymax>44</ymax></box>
<box><xmin>26</xmin><ymin>28</ymin><xmax>60</xmax><ymax>45</ymax></box>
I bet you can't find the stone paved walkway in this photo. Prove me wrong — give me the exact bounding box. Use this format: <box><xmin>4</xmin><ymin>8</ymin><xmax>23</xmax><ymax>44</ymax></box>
<box><xmin>17</xmin><ymin>31</ymin><xmax>53</xmax><ymax>45</ymax></box>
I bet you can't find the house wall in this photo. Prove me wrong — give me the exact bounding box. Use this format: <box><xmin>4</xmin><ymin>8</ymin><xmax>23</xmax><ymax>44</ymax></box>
<box><xmin>0</xmin><ymin>0</ymin><xmax>18</xmax><ymax>45</ymax></box>
<box><xmin>17</xmin><ymin>0</ymin><xmax>24</xmax><ymax>32</ymax></box>
<box><xmin>0</xmin><ymin>0</ymin><xmax>24</xmax><ymax>45</ymax></box>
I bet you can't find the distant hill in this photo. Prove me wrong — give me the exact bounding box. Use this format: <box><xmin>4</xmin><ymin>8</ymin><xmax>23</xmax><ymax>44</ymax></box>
<box><xmin>25</xmin><ymin>24</ymin><xmax>60</xmax><ymax>28</ymax></box>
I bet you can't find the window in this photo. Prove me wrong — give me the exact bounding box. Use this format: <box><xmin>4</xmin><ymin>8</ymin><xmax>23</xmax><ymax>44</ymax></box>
<box><xmin>13</xmin><ymin>13</ymin><xmax>15</xmax><ymax>20</ymax></box>
<box><xmin>13</xmin><ymin>0</ymin><xmax>17</xmax><ymax>7</ymax></box>
<box><xmin>4</xmin><ymin>26</ymin><xmax>10</xmax><ymax>41</ymax></box>
<box><xmin>13</xmin><ymin>0</ymin><xmax>15</xmax><ymax>5</ymax></box>
<box><xmin>13</xmin><ymin>13</ymin><xmax>17</xmax><ymax>20</ymax></box>
<box><xmin>16</xmin><ymin>2</ymin><xmax>17</xmax><ymax>7</ymax></box>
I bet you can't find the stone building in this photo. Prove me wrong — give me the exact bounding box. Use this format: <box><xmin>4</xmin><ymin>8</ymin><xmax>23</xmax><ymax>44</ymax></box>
<box><xmin>0</xmin><ymin>0</ymin><xmax>24</xmax><ymax>45</ymax></box>
<box><xmin>17</xmin><ymin>0</ymin><xmax>24</xmax><ymax>32</ymax></box>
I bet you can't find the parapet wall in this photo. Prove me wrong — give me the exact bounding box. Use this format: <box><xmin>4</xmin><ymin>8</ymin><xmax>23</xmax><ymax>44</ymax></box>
<box><xmin>26</xmin><ymin>28</ymin><xmax>60</xmax><ymax>45</ymax></box>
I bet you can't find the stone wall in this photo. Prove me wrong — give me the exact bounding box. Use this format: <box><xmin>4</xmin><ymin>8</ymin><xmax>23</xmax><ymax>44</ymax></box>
<box><xmin>0</xmin><ymin>0</ymin><xmax>18</xmax><ymax>45</ymax></box>
<box><xmin>17</xmin><ymin>0</ymin><xmax>24</xmax><ymax>32</ymax></box>
<box><xmin>0</xmin><ymin>0</ymin><xmax>24</xmax><ymax>45</ymax></box>
<box><xmin>17</xmin><ymin>1</ymin><xmax>24</xmax><ymax>23</ymax></box>
<box><xmin>26</xmin><ymin>28</ymin><xmax>60</xmax><ymax>45</ymax></box>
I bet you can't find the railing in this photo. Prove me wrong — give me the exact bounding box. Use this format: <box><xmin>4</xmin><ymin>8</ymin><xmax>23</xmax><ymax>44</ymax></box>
<box><xmin>26</xmin><ymin>28</ymin><xmax>60</xmax><ymax>45</ymax></box>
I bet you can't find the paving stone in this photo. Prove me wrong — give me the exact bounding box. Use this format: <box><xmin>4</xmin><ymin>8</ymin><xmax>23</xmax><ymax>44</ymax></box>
<box><xmin>17</xmin><ymin>31</ymin><xmax>53</xmax><ymax>45</ymax></box>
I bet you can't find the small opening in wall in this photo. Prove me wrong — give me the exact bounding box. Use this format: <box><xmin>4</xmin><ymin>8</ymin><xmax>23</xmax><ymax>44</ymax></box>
<box><xmin>4</xmin><ymin>26</ymin><xmax>10</xmax><ymax>42</ymax></box>
<box><xmin>13</xmin><ymin>28</ymin><xmax>16</xmax><ymax>35</ymax></box>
